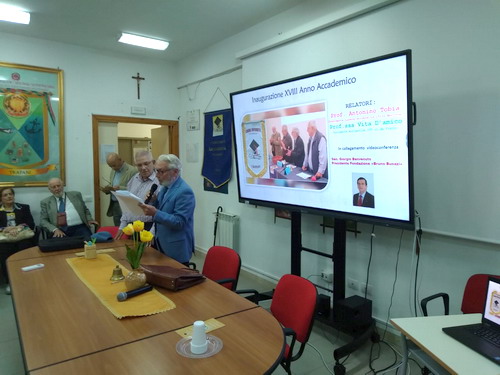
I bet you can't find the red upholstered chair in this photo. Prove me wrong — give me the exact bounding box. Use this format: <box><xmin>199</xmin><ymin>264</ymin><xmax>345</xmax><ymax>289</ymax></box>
<box><xmin>96</xmin><ymin>226</ymin><xmax>119</xmax><ymax>238</ymax></box>
<box><xmin>202</xmin><ymin>246</ymin><xmax>241</xmax><ymax>291</ymax></box>
<box><xmin>421</xmin><ymin>274</ymin><xmax>499</xmax><ymax>316</ymax></box>
<box><xmin>97</xmin><ymin>226</ymin><xmax>130</xmax><ymax>240</ymax></box>
<box><xmin>270</xmin><ymin>274</ymin><xmax>317</xmax><ymax>375</ymax></box>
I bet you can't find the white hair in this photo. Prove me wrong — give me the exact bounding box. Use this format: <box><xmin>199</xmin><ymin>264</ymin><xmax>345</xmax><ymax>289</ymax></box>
<box><xmin>157</xmin><ymin>154</ymin><xmax>182</xmax><ymax>172</ymax></box>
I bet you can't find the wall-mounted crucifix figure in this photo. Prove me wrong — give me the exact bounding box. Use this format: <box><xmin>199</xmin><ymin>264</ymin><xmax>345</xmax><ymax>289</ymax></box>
<box><xmin>131</xmin><ymin>72</ymin><xmax>145</xmax><ymax>99</ymax></box>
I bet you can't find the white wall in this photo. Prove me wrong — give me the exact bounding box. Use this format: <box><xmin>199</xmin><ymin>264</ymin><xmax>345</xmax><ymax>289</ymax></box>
<box><xmin>0</xmin><ymin>32</ymin><xmax>178</xmax><ymax>223</ymax></box>
<box><xmin>176</xmin><ymin>0</ymin><xmax>500</xmax><ymax>323</ymax></box>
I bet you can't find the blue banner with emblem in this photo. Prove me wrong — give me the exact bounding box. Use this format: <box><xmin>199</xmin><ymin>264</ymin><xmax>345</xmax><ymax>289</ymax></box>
<box><xmin>202</xmin><ymin>109</ymin><xmax>232</xmax><ymax>193</ymax></box>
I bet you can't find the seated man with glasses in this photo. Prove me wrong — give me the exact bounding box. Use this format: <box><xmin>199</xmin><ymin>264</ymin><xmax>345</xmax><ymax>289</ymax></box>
<box><xmin>139</xmin><ymin>154</ymin><xmax>195</xmax><ymax>265</ymax></box>
<box><xmin>115</xmin><ymin>150</ymin><xmax>159</xmax><ymax>239</ymax></box>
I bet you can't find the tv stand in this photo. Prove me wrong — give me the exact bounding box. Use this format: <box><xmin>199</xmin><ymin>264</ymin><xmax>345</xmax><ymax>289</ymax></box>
<box><xmin>290</xmin><ymin>212</ymin><xmax>378</xmax><ymax>375</ymax></box>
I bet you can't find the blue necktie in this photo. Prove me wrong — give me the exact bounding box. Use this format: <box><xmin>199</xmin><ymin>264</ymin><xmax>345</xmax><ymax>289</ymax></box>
<box><xmin>58</xmin><ymin>197</ymin><xmax>65</xmax><ymax>213</ymax></box>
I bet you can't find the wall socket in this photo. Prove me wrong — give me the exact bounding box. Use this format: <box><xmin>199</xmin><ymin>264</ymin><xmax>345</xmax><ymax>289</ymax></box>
<box><xmin>347</xmin><ymin>278</ymin><xmax>373</xmax><ymax>296</ymax></box>
<box><xmin>321</xmin><ymin>271</ymin><xmax>333</xmax><ymax>283</ymax></box>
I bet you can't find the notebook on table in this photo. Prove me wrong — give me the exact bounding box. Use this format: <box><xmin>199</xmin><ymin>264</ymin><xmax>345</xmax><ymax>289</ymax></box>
<box><xmin>442</xmin><ymin>276</ymin><xmax>500</xmax><ymax>365</ymax></box>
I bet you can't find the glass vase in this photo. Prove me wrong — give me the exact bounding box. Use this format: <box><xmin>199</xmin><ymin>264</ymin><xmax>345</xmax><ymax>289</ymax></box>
<box><xmin>124</xmin><ymin>268</ymin><xmax>146</xmax><ymax>291</ymax></box>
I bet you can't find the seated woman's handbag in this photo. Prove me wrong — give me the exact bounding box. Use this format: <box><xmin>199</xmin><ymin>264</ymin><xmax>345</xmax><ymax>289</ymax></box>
<box><xmin>0</xmin><ymin>225</ymin><xmax>35</xmax><ymax>243</ymax></box>
<box><xmin>141</xmin><ymin>264</ymin><xmax>205</xmax><ymax>291</ymax></box>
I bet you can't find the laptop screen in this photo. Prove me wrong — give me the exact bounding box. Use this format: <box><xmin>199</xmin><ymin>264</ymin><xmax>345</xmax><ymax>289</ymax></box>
<box><xmin>483</xmin><ymin>277</ymin><xmax>500</xmax><ymax>327</ymax></box>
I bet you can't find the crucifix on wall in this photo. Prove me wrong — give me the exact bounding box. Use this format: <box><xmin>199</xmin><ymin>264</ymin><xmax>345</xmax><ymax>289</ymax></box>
<box><xmin>131</xmin><ymin>72</ymin><xmax>145</xmax><ymax>99</ymax></box>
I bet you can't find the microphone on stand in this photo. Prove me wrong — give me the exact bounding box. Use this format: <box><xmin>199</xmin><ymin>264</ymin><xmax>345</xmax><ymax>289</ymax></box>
<box><xmin>117</xmin><ymin>284</ymin><xmax>153</xmax><ymax>302</ymax></box>
<box><xmin>144</xmin><ymin>184</ymin><xmax>158</xmax><ymax>204</ymax></box>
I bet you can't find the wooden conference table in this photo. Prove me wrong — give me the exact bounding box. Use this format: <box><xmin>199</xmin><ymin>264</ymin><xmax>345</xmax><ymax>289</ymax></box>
<box><xmin>391</xmin><ymin>314</ymin><xmax>500</xmax><ymax>375</ymax></box>
<box><xmin>8</xmin><ymin>241</ymin><xmax>285</xmax><ymax>374</ymax></box>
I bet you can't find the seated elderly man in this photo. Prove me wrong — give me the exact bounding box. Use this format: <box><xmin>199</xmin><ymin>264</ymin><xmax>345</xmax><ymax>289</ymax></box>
<box><xmin>40</xmin><ymin>178</ymin><xmax>98</xmax><ymax>238</ymax></box>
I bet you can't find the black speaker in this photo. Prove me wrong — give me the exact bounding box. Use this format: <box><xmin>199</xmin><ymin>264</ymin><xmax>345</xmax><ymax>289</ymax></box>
<box><xmin>333</xmin><ymin>295</ymin><xmax>372</xmax><ymax>333</ymax></box>
<box><xmin>316</xmin><ymin>294</ymin><xmax>331</xmax><ymax>317</ymax></box>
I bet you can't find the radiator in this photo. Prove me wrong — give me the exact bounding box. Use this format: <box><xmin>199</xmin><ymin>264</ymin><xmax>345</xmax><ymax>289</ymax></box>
<box><xmin>214</xmin><ymin>211</ymin><xmax>239</xmax><ymax>251</ymax></box>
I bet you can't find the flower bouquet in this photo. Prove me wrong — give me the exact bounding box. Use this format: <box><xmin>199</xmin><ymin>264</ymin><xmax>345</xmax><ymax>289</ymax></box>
<box><xmin>122</xmin><ymin>220</ymin><xmax>154</xmax><ymax>290</ymax></box>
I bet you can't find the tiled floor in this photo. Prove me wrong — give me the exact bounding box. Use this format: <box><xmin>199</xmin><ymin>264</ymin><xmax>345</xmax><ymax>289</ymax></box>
<box><xmin>0</xmin><ymin>283</ymin><xmax>24</xmax><ymax>375</ymax></box>
<box><xmin>0</xmin><ymin>250</ymin><xmax>424</xmax><ymax>375</ymax></box>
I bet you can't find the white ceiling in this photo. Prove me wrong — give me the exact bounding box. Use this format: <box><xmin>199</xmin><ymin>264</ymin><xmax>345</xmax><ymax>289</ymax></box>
<box><xmin>0</xmin><ymin>0</ymin><xmax>307</xmax><ymax>62</ymax></box>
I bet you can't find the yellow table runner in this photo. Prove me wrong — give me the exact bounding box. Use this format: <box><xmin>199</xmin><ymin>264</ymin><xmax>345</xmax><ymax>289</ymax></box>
<box><xmin>66</xmin><ymin>254</ymin><xmax>175</xmax><ymax>319</ymax></box>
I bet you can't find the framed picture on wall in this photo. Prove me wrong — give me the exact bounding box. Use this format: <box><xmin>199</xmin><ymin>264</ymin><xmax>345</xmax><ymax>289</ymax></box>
<box><xmin>0</xmin><ymin>61</ymin><xmax>64</xmax><ymax>187</ymax></box>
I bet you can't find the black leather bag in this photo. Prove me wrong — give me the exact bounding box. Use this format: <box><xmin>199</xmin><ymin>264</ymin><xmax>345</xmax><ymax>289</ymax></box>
<box><xmin>38</xmin><ymin>236</ymin><xmax>85</xmax><ymax>252</ymax></box>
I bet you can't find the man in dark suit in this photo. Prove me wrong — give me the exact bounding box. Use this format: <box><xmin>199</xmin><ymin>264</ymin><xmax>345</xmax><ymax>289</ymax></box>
<box><xmin>353</xmin><ymin>177</ymin><xmax>375</xmax><ymax>208</ymax></box>
<box><xmin>281</xmin><ymin>125</ymin><xmax>293</xmax><ymax>157</ymax></box>
<box><xmin>40</xmin><ymin>178</ymin><xmax>99</xmax><ymax>238</ymax></box>
<box><xmin>284</xmin><ymin>127</ymin><xmax>305</xmax><ymax>167</ymax></box>
<box><xmin>139</xmin><ymin>154</ymin><xmax>195</xmax><ymax>265</ymax></box>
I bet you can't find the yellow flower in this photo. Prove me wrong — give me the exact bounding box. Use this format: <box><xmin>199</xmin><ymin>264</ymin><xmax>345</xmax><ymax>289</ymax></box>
<box><xmin>122</xmin><ymin>224</ymin><xmax>134</xmax><ymax>236</ymax></box>
<box><xmin>140</xmin><ymin>230</ymin><xmax>154</xmax><ymax>243</ymax></box>
<box><xmin>132</xmin><ymin>220</ymin><xmax>144</xmax><ymax>232</ymax></box>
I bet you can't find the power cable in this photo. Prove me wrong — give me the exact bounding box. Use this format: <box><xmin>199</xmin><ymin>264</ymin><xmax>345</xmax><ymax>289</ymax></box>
<box><xmin>364</xmin><ymin>224</ymin><xmax>376</xmax><ymax>299</ymax></box>
<box><xmin>382</xmin><ymin>228</ymin><xmax>404</xmax><ymax>341</ymax></box>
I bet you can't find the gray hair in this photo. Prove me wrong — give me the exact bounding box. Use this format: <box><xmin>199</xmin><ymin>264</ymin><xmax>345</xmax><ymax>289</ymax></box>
<box><xmin>307</xmin><ymin>120</ymin><xmax>317</xmax><ymax>130</ymax></box>
<box><xmin>134</xmin><ymin>150</ymin><xmax>153</xmax><ymax>162</ymax></box>
<box><xmin>157</xmin><ymin>154</ymin><xmax>182</xmax><ymax>172</ymax></box>
<box><xmin>292</xmin><ymin>127</ymin><xmax>300</xmax><ymax>135</ymax></box>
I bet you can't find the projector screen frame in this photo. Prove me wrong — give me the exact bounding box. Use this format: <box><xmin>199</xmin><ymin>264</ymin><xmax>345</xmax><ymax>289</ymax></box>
<box><xmin>230</xmin><ymin>50</ymin><xmax>415</xmax><ymax>230</ymax></box>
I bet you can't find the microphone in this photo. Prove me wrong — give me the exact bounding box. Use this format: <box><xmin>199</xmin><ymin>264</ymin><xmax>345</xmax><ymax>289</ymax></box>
<box><xmin>117</xmin><ymin>284</ymin><xmax>153</xmax><ymax>302</ymax></box>
<box><xmin>144</xmin><ymin>184</ymin><xmax>158</xmax><ymax>204</ymax></box>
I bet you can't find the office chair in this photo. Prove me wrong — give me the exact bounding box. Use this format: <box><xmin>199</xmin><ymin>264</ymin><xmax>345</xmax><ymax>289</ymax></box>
<box><xmin>270</xmin><ymin>274</ymin><xmax>317</xmax><ymax>375</ymax></box>
<box><xmin>421</xmin><ymin>273</ymin><xmax>499</xmax><ymax>316</ymax></box>
<box><xmin>201</xmin><ymin>246</ymin><xmax>241</xmax><ymax>291</ymax></box>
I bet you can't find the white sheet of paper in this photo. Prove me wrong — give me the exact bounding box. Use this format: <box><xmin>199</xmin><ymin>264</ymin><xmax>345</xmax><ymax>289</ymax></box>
<box><xmin>296</xmin><ymin>172</ymin><xmax>312</xmax><ymax>179</ymax></box>
<box><xmin>112</xmin><ymin>190</ymin><xmax>144</xmax><ymax>216</ymax></box>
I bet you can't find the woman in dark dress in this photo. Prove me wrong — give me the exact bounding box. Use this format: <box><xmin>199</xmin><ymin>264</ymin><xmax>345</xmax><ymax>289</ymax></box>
<box><xmin>0</xmin><ymin>187</ymin><xmax>37</xmax><ymax>294</ymax></box>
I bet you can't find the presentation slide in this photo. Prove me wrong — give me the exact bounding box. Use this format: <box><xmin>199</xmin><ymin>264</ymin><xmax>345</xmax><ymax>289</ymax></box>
<box><xmin>231</xmin><ymin>51</ymin><xmax>413</xmax><ymax>226</ymax></box>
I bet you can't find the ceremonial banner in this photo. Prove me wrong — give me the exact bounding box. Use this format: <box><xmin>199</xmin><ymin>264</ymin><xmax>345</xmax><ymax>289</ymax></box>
<box><xmin>0</xmin><ymin>62</ymin><xmax>64</xmax><ymax>187</ymax></box>
<box><xmin>202</xmin><ymin>109</ymin><xmax>232</xmax><ymax>194</ymax></box>
<box><xmin>242</xmin><ymin>120</ymin><xmax>268</xmax><ymax>179</ymax></box>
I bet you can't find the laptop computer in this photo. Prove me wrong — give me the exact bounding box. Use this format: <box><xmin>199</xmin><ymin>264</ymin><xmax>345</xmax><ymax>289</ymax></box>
<box><xmin>442</xmin><ymin>276</ymin><xmax>500</xmax><ymax>365</ymax></box>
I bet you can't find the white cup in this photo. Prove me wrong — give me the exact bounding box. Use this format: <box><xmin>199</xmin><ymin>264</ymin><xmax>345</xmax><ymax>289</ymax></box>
<box><xmin>190</xmin><ymin>320</ymin><xmax>208</xmax><ymax>354</ymax></box>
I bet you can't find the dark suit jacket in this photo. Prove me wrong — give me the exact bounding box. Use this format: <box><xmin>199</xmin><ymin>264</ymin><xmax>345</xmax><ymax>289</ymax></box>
<box><xmin>153</xmin><ymin>177</ymin><xmax>195</xmax><ymax>264</ymax></box>
<box><xmin>0</xmin><ymin>203</ymin><xmax>35</xmax><ymax>229</ymax></box>
<box><xmin>288</xmin><ymin>136</ymin><xmax>305</xmax><ymax>167</ymax></box>
<box><xmin>40</xmin><ymin>191</ymin><xmax>94</xmax><ymax>233</ymax></box>
<box><xmin>353</xmin><ymin>192</ymin><xmax>375</xmax><ymax>208</ymax></box>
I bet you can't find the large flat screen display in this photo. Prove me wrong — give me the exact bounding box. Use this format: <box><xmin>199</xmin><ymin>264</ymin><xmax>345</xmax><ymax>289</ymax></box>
<box><xmin>230</xmin><ymin>50</ymin><xmax>414</xmax><ymax>229</ymax></box>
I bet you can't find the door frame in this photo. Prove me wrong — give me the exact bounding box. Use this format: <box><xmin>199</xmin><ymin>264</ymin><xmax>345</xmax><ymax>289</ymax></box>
<box><xmin>92</xmin><ymin>114</ymin><xmax>179</xmax><ymax>223</ymax></box>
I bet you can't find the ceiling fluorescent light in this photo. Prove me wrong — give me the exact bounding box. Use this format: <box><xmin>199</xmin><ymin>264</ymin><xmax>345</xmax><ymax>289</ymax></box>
<box><xmin>118</xmin><ymin>33</ymin><xmax>169</xmax><ymax>51</ymax></box>
<box><xmin>0</xmin><ymin>5</ymin><xmax>30</xmax><ymax>24</ymax></box>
